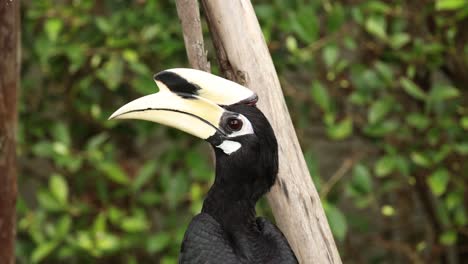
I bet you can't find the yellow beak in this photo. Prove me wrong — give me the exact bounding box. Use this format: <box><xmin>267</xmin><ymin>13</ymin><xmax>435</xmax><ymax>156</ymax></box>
<box><xmin>109</xmin><ymin>68</ymin><xmax>257</xmax><ymax>141</ymax></box>
<box><xmin>109</xmin><ymin>91</ymin><xmax>226</xmax><ymax>140</ymax></box>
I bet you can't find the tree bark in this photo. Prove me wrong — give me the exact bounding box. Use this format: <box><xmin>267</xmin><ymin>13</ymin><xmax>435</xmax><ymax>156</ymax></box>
<box><xmin>0</xmin><ymin>1</ymin><xmax>20</xmax><ymax>264</ymax></box>
<box><xmin>175</xmin><ymin>0</ymin><xmax>210</xmax><ymax>72</ymax></box>
<box><xmin>199</xmin><ymin>1</ymin><xmax>341</xmax><ymax>263</ymax></box>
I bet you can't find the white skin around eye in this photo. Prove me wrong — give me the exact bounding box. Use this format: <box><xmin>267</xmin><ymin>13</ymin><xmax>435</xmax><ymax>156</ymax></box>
<box><xmin>227</xmin><ymin>114</ymin><xmax>254</xmax><ymax>138</ymax></box>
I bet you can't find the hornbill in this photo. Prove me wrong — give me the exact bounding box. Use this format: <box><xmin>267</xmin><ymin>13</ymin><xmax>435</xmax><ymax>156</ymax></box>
<box><xmin>110</xmin><ymin>69</ymin><xmax>298</xmax><ymax>264</ymax></box>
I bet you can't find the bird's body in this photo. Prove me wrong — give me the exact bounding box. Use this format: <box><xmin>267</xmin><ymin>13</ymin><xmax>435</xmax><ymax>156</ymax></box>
<box><xmin>180</xmin><ymin>214</ymin><xmax>297</xmax><ymax>263</ymax></box>
<box><xmin>110</xmin><ymin>69</ymin><xmax>298</xmax><ymax>263</ymax></box>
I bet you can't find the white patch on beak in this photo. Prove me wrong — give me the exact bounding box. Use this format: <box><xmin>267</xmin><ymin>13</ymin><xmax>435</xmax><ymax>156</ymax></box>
<box><xmin>216</xmin><ymin>140</ymin><xmax>241</xmax><ymax>155</ymax></box>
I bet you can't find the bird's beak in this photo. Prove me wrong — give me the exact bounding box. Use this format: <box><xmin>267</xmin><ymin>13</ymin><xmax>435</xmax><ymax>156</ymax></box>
<box><xmin>109</xmin><ymin>91</ymin><xmax>226</xmax><ymax>140</ymax></box>
<box><xmin>109</xmin><ymin>68</ymin><xmax>257</xmax><ymax>141</ymax></box>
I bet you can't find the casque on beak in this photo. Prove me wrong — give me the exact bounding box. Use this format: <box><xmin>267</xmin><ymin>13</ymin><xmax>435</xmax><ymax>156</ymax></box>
<box><xmin>109</xmin><ymin>68</ymin><xmax>257</xmax><ymax>142</ymax></box>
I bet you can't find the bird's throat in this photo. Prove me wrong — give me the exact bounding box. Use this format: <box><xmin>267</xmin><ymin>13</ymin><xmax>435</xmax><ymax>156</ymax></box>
<box><xmin>201</xmin><ymin>141</ymin><xmax>277</xmax><ymax>236</ymax></box>
<box><xmin>201</xmin><ymin>176</ymin><xmax>259</xmax><ymax>233</ymax></box>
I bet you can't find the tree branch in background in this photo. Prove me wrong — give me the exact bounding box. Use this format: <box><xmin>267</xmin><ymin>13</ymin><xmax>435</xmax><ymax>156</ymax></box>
<box><xmin>175</xmin><ymin>0</ymin><xmax>210</xmax><ymax>72</ymax></box>
<box><xmin>0</xmin><ymin>1</ymin><xmax>20</xmax><ymax>264</ymax></box>
<box><xmin>320</xmin><ymin>155</ymin><xmax>362</xmax><ymax>199</ymax></box>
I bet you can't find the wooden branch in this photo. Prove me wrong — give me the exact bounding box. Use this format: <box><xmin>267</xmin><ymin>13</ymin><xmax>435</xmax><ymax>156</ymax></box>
<box><xmin>199</xmin><ymin>1</ymin><xmax>341</xmax><ymax>263</ymax></box>
<box><xmin>0</xmin><ymin>1</ymin><xmax>20</xmax><ymax>264</ymax></box>
<box><xmin>175</xmin><ymin>0</ymin><xmax>210</xmax><ymax>71</ymax></box>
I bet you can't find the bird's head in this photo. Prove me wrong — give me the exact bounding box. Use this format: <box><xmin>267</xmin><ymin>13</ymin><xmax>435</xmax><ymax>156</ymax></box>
<box><xmin>110</xmin><ymin>69</ymin><xmax>278</xmax><ymax>195</ymax></box>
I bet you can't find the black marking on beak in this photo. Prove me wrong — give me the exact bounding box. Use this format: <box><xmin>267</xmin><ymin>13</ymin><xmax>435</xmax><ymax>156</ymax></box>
<box><xmin>111</xmin><ymin>107</ymin><xmax>227</xmax><ymax>137</ymax></box>
<box><xmin>154</xmin><ymin>71</ymin><xmax>200</xmax><ymax>98</ymax></box>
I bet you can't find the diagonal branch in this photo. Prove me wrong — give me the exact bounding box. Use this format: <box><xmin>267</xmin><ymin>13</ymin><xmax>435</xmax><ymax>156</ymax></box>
<box><xmin>199</xmin><ymin>1</ymin><xmax>342</xmax><ymax>263</ymax></box>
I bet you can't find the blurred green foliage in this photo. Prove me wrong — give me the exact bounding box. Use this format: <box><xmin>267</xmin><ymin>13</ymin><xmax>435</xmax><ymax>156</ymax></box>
<box><xmin>17</xmin><ymin>0</ymin><xmax>468</xmax><ymax>263</ymax></box>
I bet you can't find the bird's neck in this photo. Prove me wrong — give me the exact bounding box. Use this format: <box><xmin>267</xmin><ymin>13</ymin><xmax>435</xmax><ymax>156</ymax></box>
<box><xmin>202</xmin><ymin>185</ymin><xmax>258</xmax><ymax>233</ymax></box>
<box><xmin>202</xmin><ymin>155</ymin><xmax>271</xmax><ymax>234</ymax></box>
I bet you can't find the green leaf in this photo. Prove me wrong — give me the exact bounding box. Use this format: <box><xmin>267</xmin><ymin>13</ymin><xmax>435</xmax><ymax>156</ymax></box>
<box><xmin>374</xmin><ymin>155</ymin><xmax>396</xmax><ymax>177</ymax></box>
<box><xmin>38</xmin><ymin>190</ymin><xmax>63</xmax><ymax>211</ymax></box>
<box><xmin>52</xmin><ymin>142</ymin><xmax>69</xmax><ymax>156</ymax></box>
<box><xmin>352</xmin><ymin>164</ymin><xmax>372</xmax><ymax>194</ymax></box>
<box><xmin>31</xmin><ymin>240</ymin><xmax>59</xmax><ymax>263</ymax></box>
<box><xmin>323</xmin><ymin>44</ymin><xmax>339</xmax><ymax>67</ymax></box>
<box><xmin>141</xmin><ymin>25</ymin><xmax>160</xmax><ymax>41</ymax></box>
<box><xmin>161</xmin><ymin>256</ymin><xmax>178</xmax><ymax>264</ymax></box>
<box><xmin>427</xmin><ymin>169</ymin><xmax>450</xmax><ymax>196</ymax></box>
<box><xmin>411</xmin><ymin>152</ymin><xmax>432</xmax><ymax>167</ymax></box>
<box><xmin>461</xmin><ymin>117</ymin><xmax>468</xmax><ymax>130</ymax></box>
<box><xmin>326</xmin><ymin>118</ymin><xmax>353</xmax><ymax>140</ymax></box>
<box><xmin>389</xmin><ymin>33</ymin><xmax>410</xmax><ymax>49</ymax></box>
<box><xmin>365</xmin><ymin>15</ymin><xmax>387</xmax><ymax>39</ymax></box>
<box><xmin>368</xmin><ymin>99</ymin><xmax>392</xmax><ymax>124</ymax></box>
<box><xmin>436</xmin><ymin>0</ymin><xmax>467</xmax><ymax>10</ymax></box>
<box><xmin>45</xmin><ymin>18</ymin><xmax>63</xmax><ymax>42</ymax></box>
<box><xmin>289</xmin><ymin>8</ymin><xmax>319</xmax><ymax>43</ymax></box>
<box><xmin>324</xmin><ymin>203</ymin><xmax>348</xmax><ymax>241</ymax></box>
<box><xmin>49</xmin><ymin>174</ymin><xmax>68</xmax><ymax>205</ymax></box>
<box><xmin>434</xmin><ymin>145</ymin><xmax>452</xmax><ymax>163</ymax></box>
<box><xmin>56</xmin><ymin>216</ymin><xmax>72</xmax><ymax>238</ymax></box>
<box><xmin>132</xmin><ymin>161</ymin><xmax>157</xmax><ymax>191</ymax></box>
<box><xmin>32</xmin><ymin>141</ymin><xmax>54</xmax><ymax>158</ymax></box>
<box><xmin>85</xmin><ymin>133</ymin><xmax>109</xmax><ymax>151</ymax></box>
<box><xmin>120</xmin><ymin>213</ymin><xmax>149</xmax><ymax>232</ymax></box>
<box><xmin>75</xmin><ymin>232</ymin><xmax>93</xmax><ymax>252</ymax></box>
<box><xmin>93</xmin><ymin>213</ymin><xmax>107</xmax><ymax>233</ymax></box>
<box><xmin>400</xmin><ymin>77</ymin><xmax>427</xmax><ymax>100</ymax></box>
<box><xmin>310</xmin><ymin>81</ymin><xmax>331</xmax><ymax>112</ymax></box>
<box><xmin>96</xmin><ymin>56</ymin><xmax>124</xmax><ymax>90</ymax></box>
<box><xmin>123</xmin><ymin>49</ymin><xmax>138</xmax><ymax>63</ymax></box>
<box><xmin>429</xmin><ymin>85</ymin><xmax>460</xmax><ymax>102</ymax></box>
<box><xmin>374</xmin><ymin>61</ymin><xmax>394</xmax><ymax>83</ymax></box>
<box><xmin>52</xmin><ymin>123</ymin><xmax>71</xmax><ymax>146</ymax></box>
<box><xmin>445</xmin><ymin>191</ymin><xmax>463</xmax><ymax>210</ymax></box>
<box><xmin>439</xmin><ymin>230</ymin><xmax>457</xmax><ymax>246</ymax></box>
<box><xmin>96</xmin><ymin>233</ymin><xmax>119</xmax><ymax>252</ymax></box>
<box><xmin>108</xmin><ymin>207</ymin><xmax>125</xmax><ymax>225</ymax></box>
<box><xmin>327</xmin><ymin>4</ymin><xmax>345</xmax><ymax>32</ymax></box>
<box><xmin>394</xmin><ymin>156</ymin><xmax>410</xmax><ymax>176</ymax></box>
<box><xmin>363</xmin><ymin>1</ymin><xmax>391</xmax><ymax>13</ymax></box>
<box><xmin>95</xmin><ymin>17</ymin><xmax>112</xmax><ymax>33</ymax></box>
<box><xmin>138</xmin><ymin>191</ymin><xmax>161</xmax><ymax>206</ymax></box>
<box><xmin>146</xmin><ymin>233</ymin><xmax>171</xmax><ymax>253</ymax></box>
<box><xmin>99</xmin><ymin>163</ymin><xmax>129</xmax><ymax>185</ymax></box>
<box><xmin>406</xmin><ymin>113</ymin><xmax>430</xmax><ymax>130</ymax></box>
<box><xmin>363</xmin><ymin>120</ymin><xmax>399</xmax><ymax>137</ymax></box>
<box><xmin>64</xmin><ymin>44</ymin><xmax>86</xmax><ymax>73</ymax></box>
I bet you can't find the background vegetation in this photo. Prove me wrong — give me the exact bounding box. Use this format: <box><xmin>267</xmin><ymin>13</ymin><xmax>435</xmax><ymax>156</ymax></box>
<box><xmin>17</xmin><ymin>0</ymin><xmax>468</xmax><ymax>263</ymax></box>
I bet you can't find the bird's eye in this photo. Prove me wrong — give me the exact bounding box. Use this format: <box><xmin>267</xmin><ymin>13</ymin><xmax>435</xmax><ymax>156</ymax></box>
<box><xmin>227</xmin><ymin>118</ymin><xmax>243</xmax><ymax>131</ymax></box>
